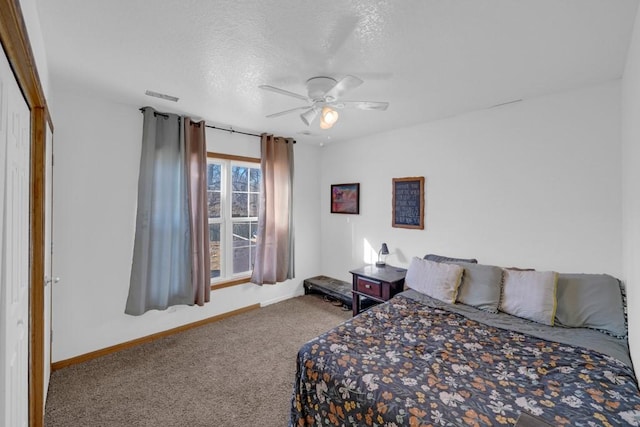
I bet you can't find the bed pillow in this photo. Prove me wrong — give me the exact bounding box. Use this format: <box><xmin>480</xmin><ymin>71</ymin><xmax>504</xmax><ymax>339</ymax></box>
<box><xmin>424</xmin><ymin>254</ymin><xmax>478</xmax><ymax>264</ymax></box>
<box><xmin>450</xmin><ymin>262</ymin><xmax>503</xmax><ymax>313</ymax></box>
<box><xmin>406</xmin><ymin>257</ymin><xmax>463</xmax><ymax>303</ymax></box>
<box><xmin>555</xmin><ymin>273</ymin><xmax>626</xmax><ymax>338</ymax></box>
<box><xmin>500</xmin><ymin>269</ymin><xmax>558</xmax><ymax>325</ymax></box>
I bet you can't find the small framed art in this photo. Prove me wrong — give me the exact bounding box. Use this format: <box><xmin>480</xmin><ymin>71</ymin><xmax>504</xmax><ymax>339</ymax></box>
<box><xmin>392</xmin><ymin>177</ymin><xmax>424</xmax><ymax>229</ymax></box>
<box><xmin>331</xmin><ymin>183</ymin><xmax>360</xmax><ymax>214</ymax></box>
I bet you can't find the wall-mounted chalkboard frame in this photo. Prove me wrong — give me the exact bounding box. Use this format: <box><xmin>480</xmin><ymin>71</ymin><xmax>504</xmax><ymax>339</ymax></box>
<box><xmin>392</xmin><ymin>177</ymin><xmax>425</xmax><ymax>229</ymax></box>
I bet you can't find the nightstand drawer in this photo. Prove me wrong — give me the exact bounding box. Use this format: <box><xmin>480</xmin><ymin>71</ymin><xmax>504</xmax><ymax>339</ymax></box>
<box><xmin>356</xmin><ymin>276</ymin><xmax>382</xmax><ymax>298</ymax></box>
<box><xmin>350</xmin><ymin>265</ymin><xmax>407</xmax><ymax>316</ymax></box>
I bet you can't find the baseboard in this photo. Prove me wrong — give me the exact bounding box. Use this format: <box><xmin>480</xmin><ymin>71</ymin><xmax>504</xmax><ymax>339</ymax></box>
<box><xmin>51</xmin><ymin>303</ymin><xmax>260</xmax><ymax>371</ymax></box>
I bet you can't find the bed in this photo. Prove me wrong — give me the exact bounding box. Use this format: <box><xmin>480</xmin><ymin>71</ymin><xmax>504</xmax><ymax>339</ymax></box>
<box><xmin>290</xmin><ymin>258</ymin><xmax>640</xmax><ymax>426</ymax></box>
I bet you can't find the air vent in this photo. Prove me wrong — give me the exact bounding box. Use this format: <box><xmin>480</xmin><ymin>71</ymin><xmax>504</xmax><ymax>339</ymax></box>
<box><xmin>145</xmin><ymin>90</ymin><xmax>179</xmax><ymax>102</ymax></box>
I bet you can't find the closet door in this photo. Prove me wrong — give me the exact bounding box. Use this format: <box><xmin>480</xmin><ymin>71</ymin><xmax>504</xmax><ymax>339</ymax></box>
<box><xmin>0</xmin><ymin>43</ymin><xmax>31</xmax><ymax>427</ymax></box>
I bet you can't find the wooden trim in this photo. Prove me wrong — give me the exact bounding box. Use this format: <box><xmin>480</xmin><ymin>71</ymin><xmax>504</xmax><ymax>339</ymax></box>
<box><xmin>45</xmin><ymin>106</ymin><xmax>54</xmax><ymax>131</ymax></box>
<box><xmin>207</xmin><ymin>151</ymin><xmax>260</xmax><ymax>163</ymax></box>
<box><xmin>0</xmin><ymin>0</ymin><xmax>47</xmax><ymax>110</ymax></box>
<box><xmin>29</xmin><ymin>107</ymin><xmax>46</xmax><ymax>427</ymax></box>
<box><xmin>51</xmin><ymin>303</ymin><xmax>261</xmax><ymax>371</ymax></box>
<box><xmin>211</xmin><ymin>276</ymin><xmax>252</xmax><ymax>290</ymax></box>
<box><xmin>0</xmin><ymin>1</ymin><xmax>51</xmax><ymax>426</ymax></box>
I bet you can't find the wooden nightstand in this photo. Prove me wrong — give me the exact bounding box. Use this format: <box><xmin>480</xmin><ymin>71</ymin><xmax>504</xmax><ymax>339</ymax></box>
<box><xmin>349</xmin><ymin>265</ymin><xmax>407</xmax><ymax>316</ymax></box>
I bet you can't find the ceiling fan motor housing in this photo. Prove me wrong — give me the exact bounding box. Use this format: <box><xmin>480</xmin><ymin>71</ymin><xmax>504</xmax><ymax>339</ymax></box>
<box><xmin>306</xmin><ymin>76</ymin><xmax>337</xmax><ymax>102</ymax></box>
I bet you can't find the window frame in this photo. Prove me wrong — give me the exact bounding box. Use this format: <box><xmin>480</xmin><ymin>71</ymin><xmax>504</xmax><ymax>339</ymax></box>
<box><xmin>207</xmin><ymin>152</ymin><xmax>261</xmax><ymax>290</ymax></box>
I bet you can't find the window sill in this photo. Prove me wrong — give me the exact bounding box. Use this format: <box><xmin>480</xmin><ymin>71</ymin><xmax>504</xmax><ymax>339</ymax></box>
<box><xmin>211</xmin><ymin>276</ymin><xmax>252</xmax><ymax>291</ymax></box>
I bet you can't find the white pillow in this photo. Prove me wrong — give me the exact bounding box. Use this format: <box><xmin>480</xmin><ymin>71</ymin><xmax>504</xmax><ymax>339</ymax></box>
<box><xmin>405</xmin><ymin>257</ymin><xmax>463</xmax><ymax>303</ymax></box>
<box><xmin>500</xmin><ymin>269</ymin><xmax>558</xmax><ymax>325</ymax></box>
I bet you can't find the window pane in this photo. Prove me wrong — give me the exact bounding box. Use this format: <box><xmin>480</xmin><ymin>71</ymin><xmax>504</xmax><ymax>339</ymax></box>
<box><xmin>232</xmin><ymin>222</ymin><xmax>250</xmax><ymax>248</ymax></box>
<box><xmin>208</xmin><ymin>159</ymin><xmax>262</xmax><ymax>281</ymax></box>
<box><xmin>250</xmin><ymin>221</ymin><xmax>258</xmax><ymax>266</ymax></box>
<box><xmin>208</xmin><ymin>191</ymin><xmax>221</xmax><ymax>218</ymax></box>
<box><xmin>249</xmin><ymin>193</ymin><xmax>259</xmax><ymax>217</ymax></box>
<box><xmin>233</xmin><ymin>247</ymin><xmax>250</xmax><ymax>274</ymax></box>
<box><xmin>232</xmin><ymin>166</ymin><xmax>248</xmax><ymax>191</ymax></box>
<box><xmin>231</xmin><ymin>221</ymin><xmax>258</xmax><ymax>275</ymax></box>
<box><xmin>250</xmin><ymin>221</ymin><xmax>259</xmax><ymax>242</ymax></box>
<box><xmin>207</xmin><ymin>163</ymin><xmax>221</xmax><ymax>191</ymax></box>
<box><xmin>209</xmin><ymin>224</ymin><xmax>221</xmax><ymax>278</ymax></box>
<box><xmin>249</xmin><ymin>167</ymin><xmax>261</xmax><ymax>192</ymax></box>
<box><xmin>232</xmin><ymin>193</ymin><xmax>248</xmax><ymax>217</ymax></box>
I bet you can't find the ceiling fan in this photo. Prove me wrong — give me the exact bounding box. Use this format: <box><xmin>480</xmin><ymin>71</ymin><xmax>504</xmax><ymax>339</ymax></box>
<box><xmin>259</xmin><ymin>75</ymin><xmax>389</xmax><ymax>129</ymax></box>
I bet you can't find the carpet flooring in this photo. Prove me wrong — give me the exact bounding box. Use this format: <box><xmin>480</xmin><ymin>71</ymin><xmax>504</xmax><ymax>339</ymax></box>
<box><xmin>44</xmin><ymin>294</ymin><xmax>351</xmax><ymax>427</ymax></box>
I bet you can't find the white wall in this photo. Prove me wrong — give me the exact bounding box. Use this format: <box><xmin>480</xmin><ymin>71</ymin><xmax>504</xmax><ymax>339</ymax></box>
<box><xmin>320</xmin><ymin>82</ymin><xmax>622</xmax><ymax>284</ymax></box>
<box><xmin>19</xmin><ymin>0</ymin><xmax>50</xmax><ymax>98</ymax></box>
<box><xmin>622</xmin><ymin>7</ymin><xmax>640</xmax><ymax>372</ymax></box>
<box><xmin>50</xmin><ymin>79</ymin><xmax>321</xmax><ymax>362</ymax></box>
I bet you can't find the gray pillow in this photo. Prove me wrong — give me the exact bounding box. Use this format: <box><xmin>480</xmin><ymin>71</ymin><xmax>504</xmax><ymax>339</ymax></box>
<box><xmin>555</xmin><ymin>273</ymin><xmax>626</xmax><ymax>338</ymax></box>
<box><xmin>424</xmin><ymin>254</ymin><xmax>478</xmax><ymax>264</ymax></box>
<box><xmin>500</xmin><ymin>269</ymin><xmax>558</xmax><ymax>326</ymax></box>
<box><xmin>449</xmin><ymin>262</ymin><xmax>503</xmax><ymax>313</ymax></box>
<box><xmin>406</xmin><ymin>257</ymin><xmax>464</xmax><ymax>304</ymax></box>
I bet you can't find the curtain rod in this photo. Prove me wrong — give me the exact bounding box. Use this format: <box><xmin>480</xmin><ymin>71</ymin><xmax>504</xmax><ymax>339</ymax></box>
<box><xmin>204</xmin><ymin>124</ymin><xmax>260</xmax><ymax>138</ymax></box>
<box><xmin>138</xmin><ymin>108</ymin><xmax>295</xmax><ymax>143</ymax></box>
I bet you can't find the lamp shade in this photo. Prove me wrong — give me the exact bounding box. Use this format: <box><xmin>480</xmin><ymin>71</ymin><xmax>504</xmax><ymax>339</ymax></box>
<box><xmin>376</xmin><ymin>243</ymin><xmax>389</xmax><ymax>267</ymax></box>
<box><xmin>380</xmin><ymin>243</ymin><xmax>389</xmax><ymax>255</ymax></box>
<box><xmin>321</xmin><ymin>106</ymin><xmax>339</xmax><ymax>125</ymax></box>
<box><xmin>319</xmin><ymin>119</ymin><xmax>333</xmax><ymax>129</ymax></box>
<box><xmin>300</xmin><ymin>108</ymin><xmax>319</xmax><ymax>126</ymax></box>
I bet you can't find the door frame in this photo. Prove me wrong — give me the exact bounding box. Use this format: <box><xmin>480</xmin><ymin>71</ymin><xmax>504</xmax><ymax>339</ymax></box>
<box><xmin>0</xmin><ymin>2</ymin><xmax>52</xmax><ymax>427</ymax></box>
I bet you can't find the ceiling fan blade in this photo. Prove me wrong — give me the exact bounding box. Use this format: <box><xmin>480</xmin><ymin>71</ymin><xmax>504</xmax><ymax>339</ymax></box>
<box><xmin>323</xmin><ymin>75</ymin><xmax>363</xmax><ymax>102</ymax></box>
<box><xmin>266</xmin><ymin>106</ymin><xmax>311</xmax><ymax>118</ymax></box>
<box><xmin>334</xmin><ymin>101</ymin><xmax>389</xmax><ymax>111</ymax></box>
<box><xmin>259</xmin><ymin>85</ymin><xmax>308</xmax><ymax>102</ymax></box>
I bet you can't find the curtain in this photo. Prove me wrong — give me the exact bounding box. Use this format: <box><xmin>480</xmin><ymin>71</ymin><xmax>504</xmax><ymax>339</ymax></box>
<box><xmin>251</xmin><ymin>134</ymin><xmax>295</xmax><ymax>285</ymax></box>
<box><xmin>125</xmin><ymin>107</ymin><xmax>209</xmax><ymax>315</ymax></box>
<box><xmin>184</xmin><ymin>118</ymin><xmax>210</xmax><ymax>306</ymax></box>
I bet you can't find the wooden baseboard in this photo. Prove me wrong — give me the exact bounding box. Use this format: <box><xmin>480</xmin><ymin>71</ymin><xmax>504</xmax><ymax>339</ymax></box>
<box><xmin>51</xmin><ymin>303</ymin><xmax>260</xmax><ymax>371</ymax></box>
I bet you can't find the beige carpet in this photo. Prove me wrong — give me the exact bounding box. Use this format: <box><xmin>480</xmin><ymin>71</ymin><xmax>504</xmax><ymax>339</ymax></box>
<box><xmin>44</xmin><ymin>294</ymin><xmax>351</xmax><ymax>427</ymax></box>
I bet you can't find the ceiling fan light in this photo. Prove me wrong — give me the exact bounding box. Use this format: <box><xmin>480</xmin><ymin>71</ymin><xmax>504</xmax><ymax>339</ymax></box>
<box><xmin>321</xmin><ymin>106</ymin><xmax>339</xmax><ymax>125</ymax></box>
<box><xmin>319</xmin><ymin>119</ymin><xmax>333</xmax><ymax>130</ymax></box>
<box><xmin>300</xmin><ymin>108</ymin><xmax>319</xmax><ymax>126</ymax></box>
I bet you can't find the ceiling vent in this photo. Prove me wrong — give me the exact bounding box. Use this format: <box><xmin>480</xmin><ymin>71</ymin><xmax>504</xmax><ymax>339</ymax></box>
<box><xmin>145</xmin><ymin>90</ymin><xmax>179</xmax><ymax>102</ymax></box>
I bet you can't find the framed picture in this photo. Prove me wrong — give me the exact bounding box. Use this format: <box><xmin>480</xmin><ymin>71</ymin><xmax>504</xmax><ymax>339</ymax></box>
<box><xmin>392</xmin><ymin>177</ymin><xmax>424</xmax><ymax>229</ymax></box>
<box><xmin>331</xmin><ymin>183</ymin><xmax>360</xmax><ymax>214</ymax></box>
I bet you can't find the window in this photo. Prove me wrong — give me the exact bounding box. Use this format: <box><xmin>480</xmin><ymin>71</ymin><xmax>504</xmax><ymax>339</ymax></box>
<box><xmin>207</xmin><ymin>155</ymin><xmax>261</xmax><ymax>284</ymax></box>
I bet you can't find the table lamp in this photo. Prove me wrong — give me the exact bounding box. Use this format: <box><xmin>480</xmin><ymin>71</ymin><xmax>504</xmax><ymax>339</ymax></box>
<box><xmin>376</xmin><ymin>243</ymin><xmax>389</xmax><ymax>267</ymax></box>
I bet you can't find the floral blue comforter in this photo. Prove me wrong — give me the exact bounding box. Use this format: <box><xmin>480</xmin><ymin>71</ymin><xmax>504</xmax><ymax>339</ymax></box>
<box><xmin>290</xmin><ymin>295</ymin><xmax>640</xmax><ymax>426</ymax></box>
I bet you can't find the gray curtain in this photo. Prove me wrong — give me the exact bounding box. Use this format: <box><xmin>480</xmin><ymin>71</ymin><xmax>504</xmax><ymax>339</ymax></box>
<box><xmin>184</xmin><ymin>118</ymin><xmax>210</xmax><ymax>306</ymax></box>
<box><xmin>250</xmin><ymin>134</ymin><xmax>295</xmax><ymax>285</ymax></box>
<box><xmin>125</xmin><ymin>107</ymin><xmax>198</xmax><ymax>315</ymax></box>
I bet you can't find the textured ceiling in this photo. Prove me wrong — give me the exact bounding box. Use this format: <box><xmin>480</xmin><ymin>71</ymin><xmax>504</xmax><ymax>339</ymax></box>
<box><xmin>35</xmin><ymin>0</ymin><xmax>638</xmax><ymax>145</ymax></box>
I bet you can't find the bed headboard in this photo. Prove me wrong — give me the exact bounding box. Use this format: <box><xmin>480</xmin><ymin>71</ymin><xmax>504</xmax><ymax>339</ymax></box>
<box><xmin>423</xmin><ymin>253</ymin><xmax>478</xmax><ymax>264</ymax></box>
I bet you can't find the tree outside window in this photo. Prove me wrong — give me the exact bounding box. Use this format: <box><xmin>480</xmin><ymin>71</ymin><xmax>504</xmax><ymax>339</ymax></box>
<box><xmin>207</xmin><ymin>158</ymin><xmax>260</xmax><ymax>281</ymax></box>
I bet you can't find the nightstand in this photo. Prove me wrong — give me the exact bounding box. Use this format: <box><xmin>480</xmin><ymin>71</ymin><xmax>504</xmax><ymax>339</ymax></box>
<box><xmin>349</xmin><ymin>265</ymin><xmax>407</xmax><ymax>316</ymax></box>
